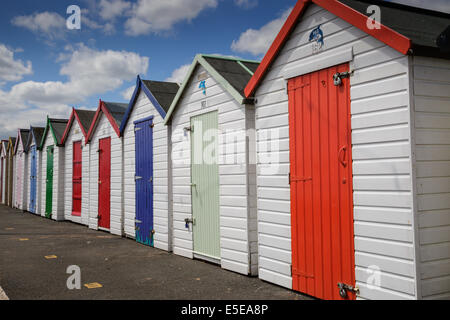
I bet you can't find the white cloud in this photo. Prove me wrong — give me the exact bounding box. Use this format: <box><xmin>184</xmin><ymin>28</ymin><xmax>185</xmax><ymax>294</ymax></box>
<box><xmin>235</xmin><ymin>0</ymin><xmax>258</xmax><ymax>9</ymax></box>
<box><xmin>0</xmin><ymin>44</ymin><xmax>149</xmax><ymax>138</ymax></box>
<box><xmin>231</xmin><ymin>7</ymin><xmax>291</xmax><ymax>56</ymax></box>
<box><xmin>390</xmin><ymin>0</ymin><xmax>450</xmax><ymax>13</ymax></box>
<box><xmin>125</xmin><ymin>0</ymin><xmax>218</xmax><ymax>36</ymax></box>
<box><xmin>121</xmin><ymin>85</ymin><xmax>135</xmax><ymax>100</ymax></box>
<box><xmin>165</xmin><ymin>64</ymin><xmax>191</xmax><ymax>84</ymax></box>
<box><xmin>99</xmin><ymin>0</ymin><xmax>132</xmax><ymax>20</ymax></box>
<box><xmin>0</xmin><ymin>44</ymin><xmax>33</xmax><ymax>82</ymax></box>
<box><xmin>11</xmin><ymin>12</ymin><xmax>67</xmax><ymax>40</ymax></box>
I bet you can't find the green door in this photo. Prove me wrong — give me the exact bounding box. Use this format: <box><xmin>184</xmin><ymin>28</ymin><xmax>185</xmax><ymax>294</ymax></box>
<box><xmin>191</xmin><ymin>111</ymin><xmax>220</xmax><ymax>260</ymax></box>
<box><xmin>45</xmin><ymin>146</ymin><xmax>54</xmax><ymax>218</ymax></box>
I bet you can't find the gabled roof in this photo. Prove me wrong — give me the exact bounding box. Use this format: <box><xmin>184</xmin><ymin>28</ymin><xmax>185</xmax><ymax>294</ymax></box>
<box><xmin>26</xmin><ymin>127</ymin><xmax>45</xmax><ymax>151</ymax></box>
<box><xmin>86</xmin><ymin>100</ymin><xmax>128</xmax><ymax>142</ymax></box>
<box><xmin>245</xmin><ymin>0</ymin><xmax>450</xmax><ymax>97</ymax></box>
<box><xmin>120</xmin><ymin>76</ymin><xmax>179</xmax><ymax>134</ymax></box>
<box><xmin>61</xmin><ymin>108</ymin><xmax>96</xmax><ymax>144</ymax></box>
<box><xmin>164</xmin><ymin>54</ymin><xmax>260</xmax><ymax>125</ymax></box>
<box><xmin>14</xmin><ymin>129</ymin><xmax>30</xmax><ymax>154</ymax></box>
<box><xmin>39</xmin><ymin>117</ymin><xmax>69</xmax><ymax>149</ymax></box>
<box><xmin>8</xmin><ymin>137</ymin><xmax>16</xmax><ymax>153</ymax></box>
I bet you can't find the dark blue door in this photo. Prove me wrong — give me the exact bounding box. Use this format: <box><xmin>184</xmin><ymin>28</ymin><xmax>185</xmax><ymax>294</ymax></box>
<box><xmin>134</xmin><ymin>117</ymin><xmax>154</xmax><ymax>246</ymax></box>
<box><xmin>29</xmin><ymin>145</ymin><xmax>37</xmax><ymax>213</ymax></box>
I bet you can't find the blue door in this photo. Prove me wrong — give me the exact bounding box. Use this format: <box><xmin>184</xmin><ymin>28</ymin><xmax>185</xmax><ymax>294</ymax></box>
<box><xmin>134</xmin><ymin>117</ymin><xmax>154</xmax><ymax>246</ymax></box>
<box><xmin>29</xmin><ymin>145</ymin><xmax>37</xmax><ymax>213</ymax></box>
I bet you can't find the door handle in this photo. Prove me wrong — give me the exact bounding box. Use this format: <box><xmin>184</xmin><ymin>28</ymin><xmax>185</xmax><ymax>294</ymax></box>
<box><xmin>338</xmin><ymin>146</ymin><xmax>347</xmax><ymax>168</ymax></box>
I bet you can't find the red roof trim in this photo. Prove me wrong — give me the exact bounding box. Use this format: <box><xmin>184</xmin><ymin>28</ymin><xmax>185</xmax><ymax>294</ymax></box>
<box><xmin>85</xmin><ymin>100</ymin><xmax>121</xmax><ymax>144</ymax></box>
<box><xmin>61</xmin><ymin>108</ymin><xmax>91</xmax><ymax>145</ymax></box>
<box><xmin>245</xmin><ymin>0</ymin><xmax>412</xmax><ymax>97</ymax></box>
<box><xmin>60</xmin><ymin>108</ymin><xmax>75</xmax><ymax>145</ymax></box>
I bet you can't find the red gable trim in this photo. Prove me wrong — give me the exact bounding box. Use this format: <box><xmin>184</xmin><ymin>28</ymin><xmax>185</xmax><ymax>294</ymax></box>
<box><xmin>61</xmin><ymin>108</ymin><xmax>91</xmax><ymax>145</ymax></box>
<box><xmin>61</xmin><ymin>108</ymin><xmax>76</xmax><ymax>145</ymax></box>
<box><xmin>86</xmin><ymin>100</ymin><xmax>121</xmax><ymax>144</ymax></box>
<box><xmin>244</xmin><ymin>0</ymin><xmax>412</xmax><ymax>97</ymax></box>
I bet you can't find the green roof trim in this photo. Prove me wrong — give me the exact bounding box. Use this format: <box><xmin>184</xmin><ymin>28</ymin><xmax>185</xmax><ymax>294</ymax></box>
<box><xmin>164</xmin><ymin>54</ymin><xmax>260</xmax><ymax>125</ymax></box>
<box><xmin>39</xmin><ymin>116</ymin><xmax>60</xmax><ymax>150</ymax></box>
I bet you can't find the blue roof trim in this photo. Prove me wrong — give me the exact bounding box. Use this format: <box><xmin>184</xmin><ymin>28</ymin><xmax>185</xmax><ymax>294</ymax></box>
<box><xmin>119</xmin><ymin>75</ymin><xmax>167</xmax><ymax>136</ymax></box>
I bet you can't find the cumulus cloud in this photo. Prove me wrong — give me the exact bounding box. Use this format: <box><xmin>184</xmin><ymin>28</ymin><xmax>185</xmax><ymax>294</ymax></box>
<box><xmin>125</xmin><ymin>0</ymin><xmax>218</xmax><ymax>36</ymax></box>
<box><xmin>231</xmin><ymin>7</ymin><xmax>291</xmax><ymax>56</ymax></box>
<box><xmin>99</xmin><ymin>0</ymin><xmax>132</xmax><ymax>20</ymax></box>
<box><xmin>11</xmin><ymin>12</ymin><xmax>67</xmax><ymax>40</ymax></box>
<box><xmin>121</xmin><ymin>85</ymin><xmax>135</xmax><ymax>100</ymax></box>
<box><xmin>0</xmin><ymin>44</ymin><xmax>33</xmax><ymax>82</ymax></box>
<box><xmin>235</xmin><ymin>0</ymin><xmax>258</xmax><ymax>9</ymax></box>
<box><xmin>165</xmin><ymin>64</ymin><xmax>191</xmax><ymax>84</ymax></box>
<box><xmin>0</xmin><ymin>44</ymin><xmax>149</xmax><ymax>138</ymax></box>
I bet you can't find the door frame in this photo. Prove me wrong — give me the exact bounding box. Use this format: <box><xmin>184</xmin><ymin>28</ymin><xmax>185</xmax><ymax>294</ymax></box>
<box><xmin>288</xmin><ymin>63</ymin><xmax>356</xmax><ymax>300</ymax></box>
<box><xmin>189</xmin><ymin>110</ymin><xmax>221</xmax><ymax>262</ymax></box>
<box><xmin>134</xmin><ymin>116</ymin><xmax>154</xmax><ymax>246</ymax></box>
<box><xmin>45</xmin><ymin>145</ymin><xmax>54</xmax><ymax>218</ymax></box>
<box><xmin>29</xmin><ymin>145</ymin><xmax>37</xmax><ymax>213</ymax></box>
<box><xmin>72</xmin><ymin>140</ymin><xmax>82</xmax><ymax>217</ymax></box>
<box><xmin>98</xmin><ymin>137</ymin><xmax>111</xmax><ymax>231</ymax></box>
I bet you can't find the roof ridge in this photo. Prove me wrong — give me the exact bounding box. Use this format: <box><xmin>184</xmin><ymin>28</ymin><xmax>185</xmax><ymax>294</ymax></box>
<box><xmin>200</xmin><ymin>54</ymin><xmax>260</xmax><ymax>64</ymax></box>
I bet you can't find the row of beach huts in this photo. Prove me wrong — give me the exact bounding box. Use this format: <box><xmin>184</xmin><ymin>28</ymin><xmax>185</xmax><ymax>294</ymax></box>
<box><xmin>1</xmin><ymin>0</ymin><xmax>449</xmax><ymax>300</ymax></box>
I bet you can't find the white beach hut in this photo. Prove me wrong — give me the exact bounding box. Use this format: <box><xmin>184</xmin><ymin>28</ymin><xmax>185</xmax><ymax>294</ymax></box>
<box><xmin>13</xmin><ymin>129</ymin><xmax>30</xmax><ymax>211</ymax></box>
<box><xmin>25</xmin><ymin>127</ymin><xmax>45</xmax><ymax>214</ymax></box>
<box><xmin>164</xmin><ymin>54</ymin><xmax>260</xmax><ymax>275</ymax></box>
<box><xmin>244</xmin><ymin>0</ymin><xmax>450</xmax><ymax>300</ymax></box>
<box><xmin>120</xmin><ymin>76</ymin><xmax>179</xmax><ymax>249</ymax></box>
<box><xmin>86</xmin><ymin>100</ymin><xmax>127</xmax><ymax>235</ymax></box>
<box><xmin>61</xmin><ymin>108</ymin><xmax>96</xmax><ymax>226</ymax></box>
<box><xmin>40</xmin><ymin>117</ymin><xmax>69</xmax><ymax>220</ymax></box>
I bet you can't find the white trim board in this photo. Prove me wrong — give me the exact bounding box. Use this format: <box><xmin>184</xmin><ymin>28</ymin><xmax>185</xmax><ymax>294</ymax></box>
<box><xmin>283</xmin><ymin>47</ymin><xmax>354</xmax><ymax>80</ymax></box>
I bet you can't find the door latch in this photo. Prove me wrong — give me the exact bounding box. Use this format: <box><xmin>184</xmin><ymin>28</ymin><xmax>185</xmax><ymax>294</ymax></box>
<box><xmin>333</xmin><ymin>71</ymin><xmax>351</xmax><ymax>86</ymax></box>
<box><xmin>337</xmin><ymin>282</ymin><xmax>359</xmax><ymax>298</ymax></box>
<box><xmin>185</xmin><ymin>218</ymin><xmax>195</xmax><ymax>228</ymax></box>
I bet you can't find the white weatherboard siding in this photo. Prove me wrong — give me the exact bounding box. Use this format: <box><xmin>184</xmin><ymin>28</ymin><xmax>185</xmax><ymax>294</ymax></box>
<box><xmin>15</xmin><ymin>142</ymin><xmax>26</xmax><ymax>210</ymax></box>
<box><xmin>171</xmin><ymin>64</ymin><xmax>257</xmax><ymax>276</ymax></box>
<box><xmin>64</xmin><ymin>120</ymin><xmax>90</xmax><ymax>226</ymax></box>
<box><xmin>1</xmin><ymin>148</ymin><xmax>6</xmax><ymax>203</ymax></box>
<box><xmin>89</xmin><ymin>114</ymin><xmax>123</xmax><ymax>236</ymax></box>
<box><xmin>253</xmin><ymin>4</ymin><xmax>417</xmax><ymax>299</ymax></box>
<box><xmin>412</xmin><ymin>56</ymin><xmax>450</xmax><ymax>300</ymax></box>
<box><xmin>40</xmin><ymin>133</ymin><xmax>65</xmax><ymax>220</ymax></box>
<box><xmin>25</xmin><ymin>139</ymin><xmax>39</xmax><ymax>212</ymax></box>
<box><xmin>122</xmin><ymin>90</ymin><xmax>171</xmax><ymax>251</ymax></box>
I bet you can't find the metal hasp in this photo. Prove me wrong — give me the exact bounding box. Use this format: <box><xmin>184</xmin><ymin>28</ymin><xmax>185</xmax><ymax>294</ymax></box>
<box><xmin>184</xmin><ymin>125</ymin><xmax>194</xmax><ymax>132</ymax></box>
<box><xmin>185</xmin><ymin>218</ymin><xmax>195</xmax><ymax>228</ymax></box>
<box><xmin>333</xmin><ymin>71</ymin><xmax>351</xmax><ymax>86</ymax></box>
<box><xmin>337</xmin><ymin>283</ymin><xmax>359</xmax><ymax>298</ymax></box>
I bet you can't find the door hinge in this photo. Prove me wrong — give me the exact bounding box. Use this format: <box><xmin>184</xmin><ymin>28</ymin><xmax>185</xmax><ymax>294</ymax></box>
<box><xmin>333</xmin><ymin>71</ymin><xmax>352</xmax><ymax>86</ymax></box>
<box><xmin>134</xmin><ymin>127</ymin><xmax>142</xmax><ymax>132</ymax></box>
<box><xmin>135</xmin><ymin>175</ymin><xmax>143</xmax><ymax>181</ymax></box>
<box><xmin>184</xmin><ymin>126</ymin><xmax>194</xmax><ymax>132</ymax></box>
<box><xmin>289</xmin><ymin>173</ymin><xmax>312</xmax><ymax>184</ymax></box>
<box><xmin>337</xmin><ymin>282</ymin><xmax>360</xmax><ymax>298</ymax></box>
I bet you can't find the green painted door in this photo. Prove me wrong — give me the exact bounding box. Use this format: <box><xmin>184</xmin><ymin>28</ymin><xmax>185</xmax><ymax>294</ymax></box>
<box><xmin>45</xmin><ymin>146</ymin><xmax>54</xmax><ymax>218</ymax></box>
<box><xmin>191</xmin><ymin>111</ymin><xmax>220</xmax><ymax>260</ymax></box>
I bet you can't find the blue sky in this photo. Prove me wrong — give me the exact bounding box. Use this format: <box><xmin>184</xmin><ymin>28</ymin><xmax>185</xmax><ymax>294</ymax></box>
<box><xmin>0</xmin><ymin>0</ymin><xmax>448</xmax><ymax>138</ymax></box>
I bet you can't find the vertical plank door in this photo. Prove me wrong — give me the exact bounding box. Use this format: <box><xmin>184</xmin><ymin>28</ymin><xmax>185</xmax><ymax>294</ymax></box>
<box><xmin>29</xmin><ymin>145</ymin><xmax>37</xmax><ymax>213</ymax></box>
<box><xmin>134</xmin><ymin>118</ymin><xmax>154</xmax><ymax>246</ymax></box>
<box><xmin>289</xmin><ymin>63</ymin><xmax>355</xmax><ymax>300</ymax></box>
<box><xmin>45</xmin><ymin>146</ymin><xmax>54</xmax><ymax>218</ymax></box>
<box><xmin>72</xmin><ymin>141</ymin><xmax>82</xmax><ymax>216</ymax></box>
<box><xmin>98</xmin><ymin>137</ymin><xmax>111</xmax><ymax>230</ymax></box>
<box><xmin>191</xmin><ymin>111</ymin><xmax>220</xmax><ymax>261</ymax></box>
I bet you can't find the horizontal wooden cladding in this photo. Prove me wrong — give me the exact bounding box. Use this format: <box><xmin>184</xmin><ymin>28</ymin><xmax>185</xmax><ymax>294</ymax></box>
<box><xmin>253</xmin><ymin>3</ymin><xmax>415</xmax><ymax>299</ymax></box>
<box><xmin>170</xmin><ymin>64</ymin><xmax>255</xmax><ymax>275</ymax></box>
<box><xmin>122</xmin><ymin>90</ymin><xmax>170</xmax><ymax>250</ymax></box>
<box><xmin>413</xmin><ymin>56</ymin><xmax>450</xmax><ymax>299</ymax></box>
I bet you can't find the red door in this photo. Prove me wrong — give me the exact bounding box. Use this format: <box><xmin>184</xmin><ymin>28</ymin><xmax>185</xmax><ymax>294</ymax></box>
<box><xmin>98</xmin><ymin>137</ymin><xmax>111</xmax><ymax>230</ymax></box>
<box><xmin>72</xmin><ymin>141</ymin><xmax>82</xmax><ymax>216</ymax></box>
<box><xmin>288</xmin><ymin>63</ymin><xmax>355</xmax><ymax>300</ymax></box>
